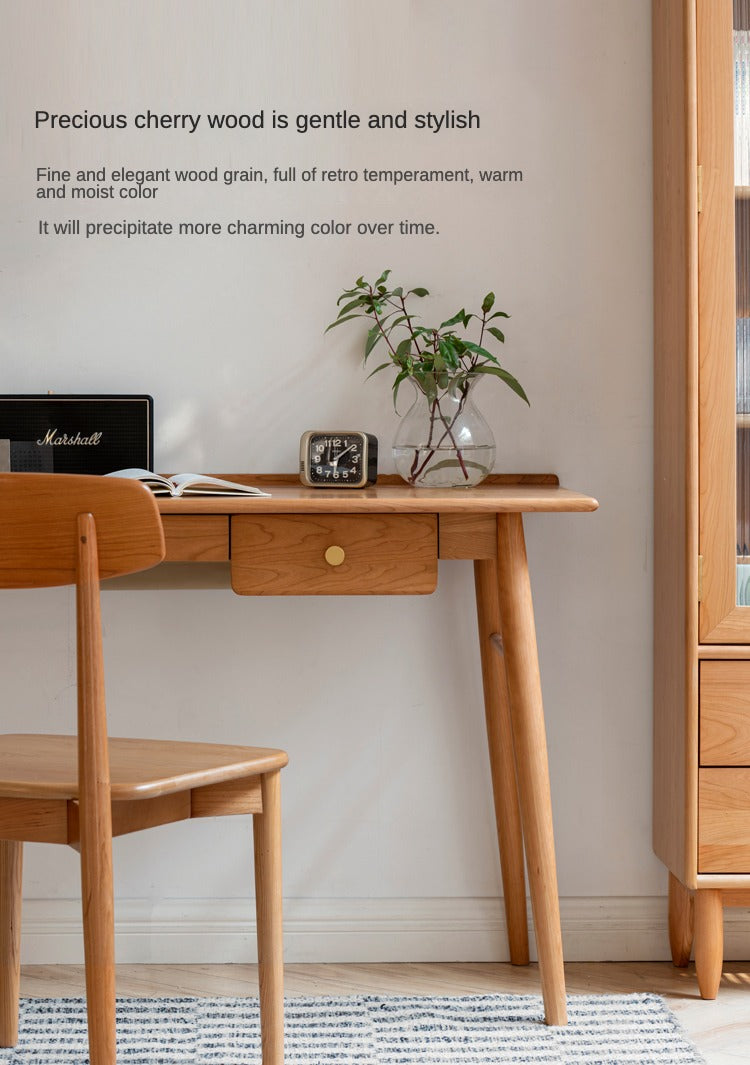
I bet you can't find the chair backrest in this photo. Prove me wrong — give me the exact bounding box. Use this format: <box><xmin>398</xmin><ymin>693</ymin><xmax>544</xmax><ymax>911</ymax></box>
<box><xmin>0</xmin><ymin>473</ymin><xmax>165</xmax><ymax>588</ymax></box>
<box><xmin>0</xmin><ymin>473</ymin><xmax>166</xmax><ymax>825</ymax></box>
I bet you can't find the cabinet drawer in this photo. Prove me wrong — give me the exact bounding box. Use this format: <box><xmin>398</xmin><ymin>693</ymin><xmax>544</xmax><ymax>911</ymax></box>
<box><xmin>699</xmin><ymin>768</ymin><xmax>750</xmax><ymax>872</ymax></box>
<box><xmin>700</xmin><ymin>660</ymin><xmax>750</xmax><ymax>766</ymax></box>
<box><xmin>231</xmin><ymin>514</ymin><xmax>437</xmax><ymax>595</ymax></box>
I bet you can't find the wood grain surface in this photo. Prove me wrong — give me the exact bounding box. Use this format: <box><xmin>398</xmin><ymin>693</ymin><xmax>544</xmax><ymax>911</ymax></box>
<box><xmin>231</xmin><ymin>514</ymin><xmax>438</xmax><ymax>595</ymax></box>
<box><xmin>699</xmin><ymin>768</ymin><xmax>750</xmax><ymax>872</ymax></box>
<box><xmin>0</xmin><ymin>735</ymin><xmax>288</xmax><ymax>801</ymax></box>
<box><xmin>700</xmin><ymin>659</ymin><xmax>750</xmax><ymax>764</ymax></box>
<box><xmin>0</xmin><ymin>474</ymin><xmax>164</xmax><ymax>587</ymax></box>
<box><xmin>156</xmin><ymin>476</ymin><xmax>597</xmax><ymax>515</ymax></box>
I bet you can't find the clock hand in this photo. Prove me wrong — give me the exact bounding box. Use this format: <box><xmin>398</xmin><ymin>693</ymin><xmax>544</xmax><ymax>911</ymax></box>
<box><xmin>332</xmin><ymin>444</ymin><xmax>356</xmax><ymax>469</ymax></box>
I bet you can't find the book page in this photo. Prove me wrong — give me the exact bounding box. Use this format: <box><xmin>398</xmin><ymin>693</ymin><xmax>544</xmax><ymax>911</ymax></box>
<box><xmin>169</xmin><ymin>473</ymin><xmax>270</xmax><ymax>496</ymax></box>
<box><xmin>105</xmin><ymin>468</ymin><xmax>175</xmax><ymax>492</ymax></box>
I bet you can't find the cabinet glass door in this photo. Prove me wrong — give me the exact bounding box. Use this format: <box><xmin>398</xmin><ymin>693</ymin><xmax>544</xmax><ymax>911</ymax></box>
<box><xmin>698</xmin><ymin>0</ymin><xmax>750</xmax><ymax>640</ymax></box>
<box><xmin>737</xmin><ymin>1</ymin><xmax>750</xmax><ymax>602</ymax></box>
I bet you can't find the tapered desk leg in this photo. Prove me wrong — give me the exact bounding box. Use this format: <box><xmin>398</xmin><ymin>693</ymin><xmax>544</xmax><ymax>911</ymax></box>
<box><xmin>474</xmin><ymin>559</ymin><xmax>529</xmax><ymax>965</ymax></box>
<box><xmin>495</xmin><ymin>513</ymin><xmax>567</xmax><ymax>1026</ymax></box>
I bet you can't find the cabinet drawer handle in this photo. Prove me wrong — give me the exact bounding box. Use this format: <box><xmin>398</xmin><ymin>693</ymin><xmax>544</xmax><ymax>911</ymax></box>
<box><xmin>324</xmin><ymin>545</ymin><xmax>346</xmax><ymax>567</ymax></box>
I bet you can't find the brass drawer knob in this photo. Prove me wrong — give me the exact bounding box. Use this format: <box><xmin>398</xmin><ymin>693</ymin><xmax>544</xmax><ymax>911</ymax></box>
<box><xmin>324</xmin><ymin>545</ymin><xmax>346</xmax><ymax>567</ymax></box>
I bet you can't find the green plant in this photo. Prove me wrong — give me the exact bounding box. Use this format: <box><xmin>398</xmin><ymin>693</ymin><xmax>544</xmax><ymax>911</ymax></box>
<box><xmin>327</xmin><ymin>269</ymin><xmax>529</xmax><ymax>410</ymax></box>
<box><xmin>327</xmin><ymin>270</ymin><xmax>529</xmax><ymax>485</ymax></box>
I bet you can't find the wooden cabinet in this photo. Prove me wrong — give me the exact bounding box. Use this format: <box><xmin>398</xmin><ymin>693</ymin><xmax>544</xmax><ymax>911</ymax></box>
<box><xmin>654</xmin><ymin>0</ymin><xmax>750</xmax><ymax>998</ymax></box>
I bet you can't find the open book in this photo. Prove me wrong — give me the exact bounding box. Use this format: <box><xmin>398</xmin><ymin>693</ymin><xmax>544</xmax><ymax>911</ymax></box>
<box><xmin>106</xmin><ymin>469</ymin><xmax>270</xmax><ymax>497</ymax></box>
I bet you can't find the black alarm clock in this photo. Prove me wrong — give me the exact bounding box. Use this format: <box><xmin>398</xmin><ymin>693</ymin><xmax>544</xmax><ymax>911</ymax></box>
<box><xmin>299</xmin><ymin>430</ymin><xmax>378</xmax><ymax>487</ymax></box>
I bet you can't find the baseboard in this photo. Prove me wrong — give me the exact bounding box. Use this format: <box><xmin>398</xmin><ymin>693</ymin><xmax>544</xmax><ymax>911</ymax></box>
<box><xmin>18</xmin><ymin>895</ymin><xmax>750</xmax><ymax>965</ymax></box>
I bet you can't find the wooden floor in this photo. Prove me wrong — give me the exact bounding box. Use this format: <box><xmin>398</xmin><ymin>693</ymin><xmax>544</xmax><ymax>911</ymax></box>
<box><xmin>19</xmin><ymin>961</ymin><xmax>750</xmax><ymax>1063</ymax></box>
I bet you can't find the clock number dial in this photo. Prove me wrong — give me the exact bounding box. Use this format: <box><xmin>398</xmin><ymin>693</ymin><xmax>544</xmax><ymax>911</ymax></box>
<box><xmin>300</xmin><ymin>431</ymin><xmax>377</xmax><ymax>488</ymax></box>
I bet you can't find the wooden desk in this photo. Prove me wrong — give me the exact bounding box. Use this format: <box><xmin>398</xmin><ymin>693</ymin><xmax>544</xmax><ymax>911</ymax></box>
<box><xmin>157</xmin><ymin>474</ymin><xmax>598</xmax><ymax>1026</ymax></box>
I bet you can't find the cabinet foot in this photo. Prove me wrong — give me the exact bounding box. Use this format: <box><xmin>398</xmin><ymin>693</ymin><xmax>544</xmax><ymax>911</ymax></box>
<box><xmin>694</xmin><ymin>889</ymin><xmax>723</xmax><ymax>1000</ymax></box>
<box><xmin>668</xmin><ymin>872</ymin><xmax>694</xmax><ymax>967</ymax></box>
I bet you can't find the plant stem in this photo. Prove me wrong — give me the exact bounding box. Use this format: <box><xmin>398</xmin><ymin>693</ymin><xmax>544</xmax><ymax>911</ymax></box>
<box><xmin>409</xmin><ymin>385</ymin><xmax>470</xmax><ymax>483</ymax></box>
<box><xmin>368</xmin><ymin>286</ymin><xmax>401</xmax><ymax>361</ymax></box>
<box><xmin>396</xmin><ymin>295</ymin><xmax>425</xmax><ymax>358</ymax></box>
<box><xmin>469</xmin><ymin>309</ymin><xmax>487</xmax><ymax>372</ymax></box>
<box><xmin>409</xmin><ymin>392</ymin><xmax>441</xmax><ymax>480</ymax></box>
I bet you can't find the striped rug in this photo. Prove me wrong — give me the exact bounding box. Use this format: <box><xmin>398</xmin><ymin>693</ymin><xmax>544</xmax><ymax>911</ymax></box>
<box><xmin>0</xmin><ymin>994</ymin><xmax>704</xmax><ymax>1063</ymax></box>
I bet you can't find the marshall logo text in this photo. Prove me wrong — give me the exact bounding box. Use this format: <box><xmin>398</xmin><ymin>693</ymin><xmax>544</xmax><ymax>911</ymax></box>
<box><xmin>36</xmin><ymin>429</ymin><xmax>103</xmax><ymax>446</ymax></box>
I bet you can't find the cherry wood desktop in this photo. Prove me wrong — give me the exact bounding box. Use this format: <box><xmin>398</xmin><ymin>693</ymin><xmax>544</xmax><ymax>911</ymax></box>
<box><xmin>155</xmin><ymin>474</ymin><xmax>598</xmax><ymax>1026</ymax></box>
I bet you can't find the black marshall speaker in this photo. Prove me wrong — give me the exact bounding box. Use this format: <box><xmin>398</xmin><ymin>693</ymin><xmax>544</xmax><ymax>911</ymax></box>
<box><xmin>0</xmin><ymin>394</ymin><xmax>153</xmax><ymax>475</ymax></box>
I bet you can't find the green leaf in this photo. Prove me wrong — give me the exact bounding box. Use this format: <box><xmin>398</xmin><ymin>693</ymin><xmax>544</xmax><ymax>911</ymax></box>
<box><xmin>365</xmin><ymin>360</ymin><xmax>392</xmax><ymax>380</ymax></box>
<box><xmin>474</xmin><ymin>364</ymin><xmax>530</xmax><ymax>404</ymax></box>
<box><xmin>337</xmin><ymin>298</ymin><xmax>366</xmax><ymax>318</ymax></box>
<box><xmin>375</xmin><ymin>268</ymin><xmax>392</xmax><ymax>286</ymax></box>
<box><xmin>488</xmin><ymin>310</ymin><xmax>510</xmax><ymax>320</ymax></box>
<box><xmin>392</xmin><ymin>369</ymin><xmax>410</xmax><ymax>411</ymax></box>
<box><xmin>355</xmin><ymin>276</ymin><xmax>366</xmax><ymax>288</ymax></box>
<box><xmin>450</xmin><ymin>335</ymin><xmax>467</xmax><ymax>357</ymax></box>
<box><xmin>365</xmin><ymin>326</ymin><xmax>382</xmax><ymax>357</ymax></box>
<box><xmin>325</xmin><ymin>314</ymin><xmax>361</xmax><ymax>333</ymax></box>
<box><xmin>439</xmin><ymin>309</ymin><xmax>467</xmax><ymax>329</ymax></box>
<box><xmin>425</xmin><ymin>457</ymin><xmax>490</xmax><ymax>474</ymax></box>
<box><xmin>336</xmin><ymin>288</ymin><xmax>359</xmax><ymax>305</ymax></box>
<box><xmin>462</xmin><ymin>340</ymin><xmax>498</xmax><ymax>362</ymax></box>
<box><xmin>395</xmin><ymin>337</ymin><xmax>413</xmax><ymax>364</ymax></box>
<box><xmin>414</xmin><ymin>369</ymin><xmax>437</xmax><ymax>402</ymax></box>
<box><xmin>487</xmin><ymin>326</ymin><xmax>505</xmax><ymax>343</ymax></box>
<box><xmin>481</xmin><ymin>292</ymin><xmax>495</xmax><ymax>314</ymax></box>
<box><xmin>408</xmin><ymin>287</ymin><xmax>429</xmax><ymax>297</ymax></box>
<box><xmin>391</xmin><ymin>286</ymin><xmax>403</xmax><ymax>297</ymax></box>
<box><xmin>438</xmin><ymin>338</ymin><xmax>460</xmax><ymax>370</ymax></box>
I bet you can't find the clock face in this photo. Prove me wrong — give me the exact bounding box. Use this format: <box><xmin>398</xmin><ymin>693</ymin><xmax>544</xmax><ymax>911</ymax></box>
<box><xmin>306</xmin><ymin>433</ymin><xmax>365</xmax><ymax>485</ymax></box>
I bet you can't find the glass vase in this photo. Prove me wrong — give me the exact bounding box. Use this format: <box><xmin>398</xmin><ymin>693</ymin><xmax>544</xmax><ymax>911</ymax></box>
<box><xmin>392</xmin><ymin>374</ymin><xmax>496</xmax><ymax>488</ymax></box>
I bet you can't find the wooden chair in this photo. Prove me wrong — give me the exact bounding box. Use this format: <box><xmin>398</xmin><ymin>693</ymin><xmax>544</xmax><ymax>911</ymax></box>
<box><xmin>0</xmin><ymin>473</ymin><xmax>287</xmax><ymax>1065</ymax></box>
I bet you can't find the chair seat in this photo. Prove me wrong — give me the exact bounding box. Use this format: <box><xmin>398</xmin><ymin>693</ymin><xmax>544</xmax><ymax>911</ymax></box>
<box><xmin>0</xmin><ymin>734</ymin><xmax>288</xmax><ymax>801</ymax></box>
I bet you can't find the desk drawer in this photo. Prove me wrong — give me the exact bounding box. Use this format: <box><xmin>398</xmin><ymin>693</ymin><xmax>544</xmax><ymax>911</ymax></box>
<box><xmin>231</xmin><ymin>514</ymin><xmax>437</xmax><ymax>595</ymax></box>
<box><xmin>699</xmin><ymin>768</ymin><xmax>750</xmax><ymax>872</ymax></box>
<box><xmin>700</xmin><ymin>660</ymin><xmax>750</xmax><ymax>766</ymax></box>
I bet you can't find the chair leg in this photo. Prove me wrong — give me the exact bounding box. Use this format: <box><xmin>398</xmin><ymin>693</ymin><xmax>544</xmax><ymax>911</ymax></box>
<box><xmin>80</xmin><ymin>827</ymin><xmax>117</xmax><ymax>1064</ymax></box>
<box><xmin>0</xmin><ymin>841</ymin><xmax>22</xmax><ymax>1047</ymax></box>
<box><xmin>253</xmin><ymin>770</ymin><xmax>284</xmax><ymax>1065</ymax></box>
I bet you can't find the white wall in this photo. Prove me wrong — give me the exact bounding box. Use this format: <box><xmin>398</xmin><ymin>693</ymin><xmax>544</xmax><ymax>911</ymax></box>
<box><xmin>2</xmin><ymin>0</ymin><xmax>719</xmax><ymax>963</ymax></box>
